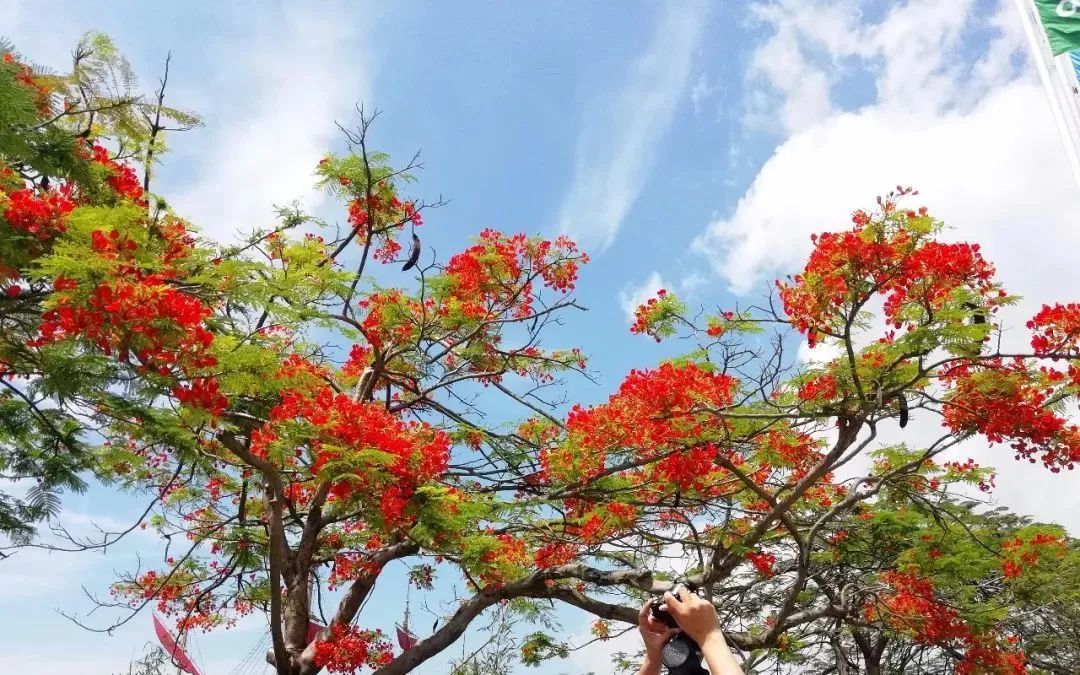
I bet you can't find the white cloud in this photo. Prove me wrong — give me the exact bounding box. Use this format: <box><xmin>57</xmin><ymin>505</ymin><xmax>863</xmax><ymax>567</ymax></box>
<box><xmin>796</xmin><ymin>338</ymin><xmax>842</xmax><ymax>366</ymax></box>
<box><xmin>696</xmin><ymin>0</ymin><xmax>1080</xmax><ymax>533</ymax></box>
<box><xmin>619</xmin><ymin>271</ymin><xmax>669</xmax><ymax>324</ymax></box>
<box><xmin>743</xmin><ymin>0</ymin><xmax>858</xmax><ymax>133</ymax></box>
<box><xmin>0</xmin><ymin>1</ymin><xmax>24</xmax><ymax>34</ymax></box>
<box><xmin>172</xmin><ymin>7</ymin><xmax>366</xmax><ymax>242</ymax></box>
<box><xmin>695</xmin><ymin>81</ymin><xmax>1079</xmax><ymax>295</ymax></box>
<box><xmin>0</xmin><ymin>546</ymin><xmax>94</xmax><ymax>598</ymax></box>
<box><xmin>0</xmin><ymin>650</ymin><xmax>248</xmax><ymax>675</ymax></box>
<box><xmin>695</xmin><ymin>1</ymin><xmax>1069</xmax><ymax>297</ymax></box>
<box><xmin>567</xmin><ymin>621</ymin><xmax>643</xmax><ymax>675</ymax></box>
<box><xmin>0</xmin><ymin>507</ymin><xmax>161</xmax><ymax>600</ymax></box>
<box><xmin>679</xmin><ymin>270</ymin><xmax>708</xmax><ymax>295</ymax></box>
<box><xmin>864</xmin><ymin>0</ymin><xmax>975</xmax><ymax>111</ymax></box>
<box><xmin>557</xmin><ymin>0</ymin><xmax>708</xmax><ymax>252</ymax></box>
<box><xmin>690</xmin><ymin>73</ymin><xmax>714</xmax><ymax>115</ymax></box>
<box><xmin>743</xmin><ymin>0</ymin><xmax>984</xmax><ymax>135</ymax></box>
<box><xmin>0</xmin><ymin>655</ymin><xmax>129</xmax><ymax>675</ymax></box>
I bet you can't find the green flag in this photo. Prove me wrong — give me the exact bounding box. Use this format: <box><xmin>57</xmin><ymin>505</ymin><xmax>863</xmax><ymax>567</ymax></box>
<box><xmin>1036</xmin><ymin>0</ymin><xmax>1080</xmax><ymax>55</ymax></box>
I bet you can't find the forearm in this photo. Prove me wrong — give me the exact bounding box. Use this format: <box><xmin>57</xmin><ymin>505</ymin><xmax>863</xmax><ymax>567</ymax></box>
<box><xmin>637</xmin><ymin>652</ymin><xmax>663</xmax><ymax>675</ymax></box>
<box><xmin>700</xmin><ymin>633</ymin><xmax>743</xmax><ymax>675</ymax></box>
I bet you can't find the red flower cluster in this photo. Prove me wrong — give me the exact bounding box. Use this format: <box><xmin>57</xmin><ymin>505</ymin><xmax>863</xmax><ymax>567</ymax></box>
<box><xmin>358</xmin><ymin>290</ymin><xmax>422</xmax><ymax>351</ymax></box>
<box><xmin>3</xmin><ymin>51</ymin><xmax>51</xmax><ymax>113</ymax></box>
<box><xmin>942</xmin><ymin>458</ymin><xmax>995</xmax><ymax>493</ymax></box>
<box><xmin>745</xmin><ymin>550</ymin><xmax>777</xmax><ymax>577</ymax></box>
<box><xmin>442</xmin><ymin>230</ymin><xmax>585</xmax><ymax>321</ymax></box>
<box><xmin>868</xmin><ymin>571</ymin><xmax>969</xmax><ymax>643</ymax></box>
<box><xmin>346</xmin><ymin>192</ymin><xmax>422</xmax><ymax>264</ymax></box>
<box><xmin>654</xmin><ymin>443</ymin><xmax>723</xmax><ymax>492</ymax></box>
<box><xmin>1028</xmin><ymin>303</ymin><xmax>1080</xmax><ymax>357</ymax></box>
<box><xmin>883</xmin><ymin>241</ymin><xmax>995</xmax><ymax>322</ymax></box>
<box><xmin>796</xmin><ymin>372</ymin><xmax>838</xmax><ymax>402</ymax></box>
<box><xmin>328</xmin><ymin>552</ymin><xmax>383</xmax><ymax>590</ymax></box>
<box><xmin>2</xmin><ymin>186</ymin><xmax>75</xmax><ymax>240</ymax></box>
<box><xmin>31</xmin><ymin>214</ymin><xmax>216</xmax><ymax>408</ymax></box>
<box><xmin>89</xmin><ymin>143</ymin><xmax>145</xmax><ymax>204</ymax></box>
<box><xmin>172</xmin><ymin>378</ymin><xmax>229</xmax><ymax>418</ymax></box>
<box><xmin>574</xmin><ymin>501</ymin><xmax>637</xmax><ymax>543</ymax></box>
<box><xmin>1000</xmin><ymin>533</ymin><xmax>1066</xmax><ymax>579</ymax></box>
<box><xmin>706</xmin><ymin>312</ymin><xmax>734</xmax><ymax>338</ymax></box>
<box><xmin>342</xmin><ymin>343</ymin><xmax>373</xmax><ymax>377</ymax></box>
<box><xmin>942</xmin><ymin>361</ymin><xmax>1080</xmax><ymax>471</ymax></box>
<box><xmin>630</xmin><ymin>288</ymin><xmax>672</xmax><ymax>341</ymax></box>
<box><xmin>255</xmin><ymin>385</ymin><xmax>450</xmax><ymax>530</ymax></box>
<box><xmin>956</xmin><ymin>639</ymin><xmax>1025</xmax><ymax>675</ymax></box>
<box><xmin>867</xmin><ymin>570</ymin><xmax>1025</xmax><ymax>673</ymax></box>
<box><xmin>313</xmin><ymin>624</ymin><xmax>394</xmax><ymax>674</ymax></box>
<box><xmin>478</xmin><ymin>533</ymin><xmax>528</xmax><ymax>586</ymax></box>
<box><xmin>34</xmin><ymin>268</ymin><xmax>215</xmax><ymax>371</ymax></box>
<box><xmin>761</xmin><ymin>431</ymin><xmax>825</xmax><ymax>486</ymax></box>
<box><xmin>113</xmin><ymin>567</ymin><xmax>244</xmax><ymax>633</ymax></box>
<box><xmin>542</xmin><ymin>363</ymin><xmax>736</xmax><ymax>483</ymax></box>
<box><xmin>778</xmin><ymin>223</ymin><xmax>907</xmax><ymax>346</ymax></box>
<box><xmin>534</xmin><ymin>542</ymin><xmax>579</xmax><ymax>569</ymax></box>
<box><xmin>778</xmin><ymin>200</ymin><xmax>997</xmax><ymax>347</ymax></box>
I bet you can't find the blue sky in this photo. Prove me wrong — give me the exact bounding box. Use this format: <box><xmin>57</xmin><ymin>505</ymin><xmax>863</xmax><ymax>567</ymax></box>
<box><xmin>4</xmin><ymin>1</ymin><xmax>1080</xmax><ymax>673</ymax></box>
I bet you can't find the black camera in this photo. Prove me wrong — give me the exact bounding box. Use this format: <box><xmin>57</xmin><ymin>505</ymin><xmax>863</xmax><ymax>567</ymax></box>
<box><xmin>649</xmin><ymin>591</ymin><xmax>708</xmax><ymax>675</ymax></box>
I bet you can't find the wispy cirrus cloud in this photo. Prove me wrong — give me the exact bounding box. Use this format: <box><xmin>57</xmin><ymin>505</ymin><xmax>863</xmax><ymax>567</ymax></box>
<box><xmin>556</xmin><ymin>0</ymin><xmax>709</xmax><ymax>252</ymax></box>
<box><xmin>172</xmin><ymin>5</ymin><xmax>369</xmax><ymax>242</ymax></box>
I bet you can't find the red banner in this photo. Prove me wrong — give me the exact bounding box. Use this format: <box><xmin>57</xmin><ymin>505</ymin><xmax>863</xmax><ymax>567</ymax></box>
<box><xmin>396</xmin><ymin>623</ymin><xmax>418</xmax><ymax>650</ymax></box>
<box><xmin>152</xmin><ymin>615</ymin><xmax>201</xmax><ymax>675</ymax></box>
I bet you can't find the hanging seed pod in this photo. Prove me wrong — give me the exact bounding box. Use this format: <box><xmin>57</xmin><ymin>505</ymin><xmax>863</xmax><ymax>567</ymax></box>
<box><xmin>897</xmin><ymin>394</ymin><xmax>909</xmax><ymax>428</ymax></box>
<box><xmin>401</xmin><ymin>232</ymin><xmax>421</xmax><ymax>271</ymax></box>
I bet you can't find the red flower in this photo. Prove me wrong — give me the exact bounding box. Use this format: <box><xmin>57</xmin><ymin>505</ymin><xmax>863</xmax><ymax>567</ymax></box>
<box><xmin>313</xmin><ymin>624</ymin><xmax>394</xmax><ymax>673</ymax></box>
<box><xmin>442</xmin><ymin>230</ymin><xmax>586</xmax><ymax>321</ymax></box>
<box><xmin>942</xmin><ymin>361</ymin><xmax>1080</xmax><ymax>471</ymax></box>
<box><xmin>778</xmin><ymin>199</ymin><xmax>997</xmax><ymax>348</ymax></box>
<box><xmin>746</xmin><ymin>550</ymin><xmax>777</xmax><ymax>577</ymax></box>
<box><xmin>89</xmin><ymin>144</ymin><xmax>145</xmax><ymax>204</ymax></box>
<box><xmin>534</xmin><ymin>542</ymin><xmax>578</xmax><ymax>569</ymax></box>
<box><xmin>2</xmin><ymin>186</ymin><xmax>74</xmax><ymax>241</ymax></box>
<box><xmin>1028</xmin><ymin>303</ymin><xmax>1080</xmax><ymax>356</ymax></box>
<box><xmin>797</xmin><ymin>372</ymin><xmax>838</xmax><ymax>402</ymax></box>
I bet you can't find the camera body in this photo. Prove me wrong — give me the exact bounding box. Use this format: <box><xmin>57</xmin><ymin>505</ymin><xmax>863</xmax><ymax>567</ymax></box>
<box><xmin>649</xmin><ymin>591</ymin><xmax>708</xmax><ymax>675</ymax></box>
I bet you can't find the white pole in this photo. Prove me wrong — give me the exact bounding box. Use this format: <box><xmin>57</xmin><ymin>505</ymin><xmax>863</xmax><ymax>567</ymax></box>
<box><xmin>1012</xmin><ymin>0</ymin><xmax>1080</xmax><ymax>189</ymax></box>
<box><xmin>1053</xmin><ymin>51</ymin><xmax>1080</xmax><ymax>126</ymax></box>
<box><xmin>1050</xmin><ymin>50</ymin><xmax>1080</xmax><ymax>153</ymax></box>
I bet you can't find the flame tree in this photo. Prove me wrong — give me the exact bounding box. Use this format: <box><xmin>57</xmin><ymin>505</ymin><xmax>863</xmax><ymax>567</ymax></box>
<box><xmin>3</xmin><ymin>35</ymin><xmax>1080</xmax><ymax>675</ymax></box>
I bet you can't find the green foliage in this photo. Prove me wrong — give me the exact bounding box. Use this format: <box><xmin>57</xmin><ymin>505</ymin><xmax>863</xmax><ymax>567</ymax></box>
<box><xmin>519</xmin><ymin>631</ymin><xmax>569</xmax><ymax>666</ymax></box>
<box><xmin>0</xmin><ymin>33</ymin><xmax>203</xmax><ymax>539</ymax></box>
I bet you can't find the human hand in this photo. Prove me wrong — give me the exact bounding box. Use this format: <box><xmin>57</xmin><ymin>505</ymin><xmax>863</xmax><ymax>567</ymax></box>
<box><xmin>660</xmin><ymin>585</ymin><xmax>723</xmax><ymax>647</ymax></box>
<box><xmin>638</xmin><ymin>599</ymin><xmax>678</xmax><ymax>658</ymax></box>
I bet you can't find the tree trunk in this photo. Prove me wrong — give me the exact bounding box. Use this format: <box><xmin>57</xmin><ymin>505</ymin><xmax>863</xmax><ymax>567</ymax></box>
<box><xmin>284</xmin><ymin>572</ymin><xmax>312</xmax><ymax>665</ymax></box>
<box><xmin>863</xmin><ymin>634</ymin><xmax>887</xmax><ymax>675</ymax></box>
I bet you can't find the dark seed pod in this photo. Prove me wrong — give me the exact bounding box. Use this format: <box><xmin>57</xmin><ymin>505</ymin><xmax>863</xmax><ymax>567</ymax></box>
<box><xmin>897</xmin><ymin>395</ymin><xmax>909</xmax><ymax>428</ymax></box>
<box><xmin>401</xmin><ymin>232</ymin><xmax>421</xmax><ymax>271</ymax></box>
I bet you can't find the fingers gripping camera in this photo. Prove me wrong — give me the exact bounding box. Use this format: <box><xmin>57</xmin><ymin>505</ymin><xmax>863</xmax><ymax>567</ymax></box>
<box><xmin>649</xmin><ymin>589</ymin><xmax>708</xmax><ymax>675</ymax></box>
